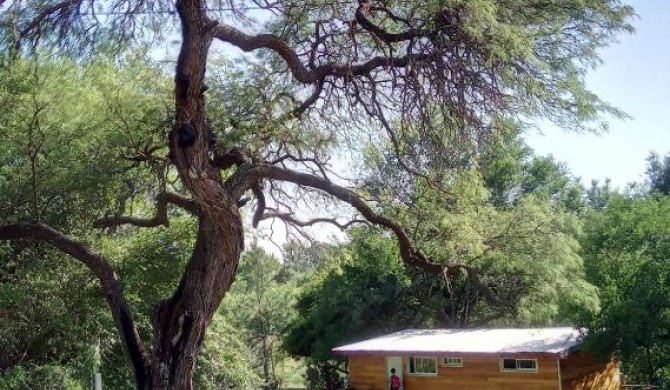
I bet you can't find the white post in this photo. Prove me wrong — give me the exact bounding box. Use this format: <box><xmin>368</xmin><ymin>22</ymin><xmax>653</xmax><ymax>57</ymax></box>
<box><xmin>94</xmin><ymin>373</ymin><xmax>102</xmax><ymax>390</ymax></box>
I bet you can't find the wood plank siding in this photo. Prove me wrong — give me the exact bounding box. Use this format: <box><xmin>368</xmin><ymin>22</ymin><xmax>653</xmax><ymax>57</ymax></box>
<box><xmin>560</xmin><ymin>351</ymin><xmax>620</xmax><ymax>390</ymax></box>
<box><xmin>348</xmin><ymin>356</ymin><xmax>387</xmax><ymax>390</ymax></box>
<box><xmin>348</xmin><ymin>354</ymin><xmax>561</xmax><ymax>390</ymax></box>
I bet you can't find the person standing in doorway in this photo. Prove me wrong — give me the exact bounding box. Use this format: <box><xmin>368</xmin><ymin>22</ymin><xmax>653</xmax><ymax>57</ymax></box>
<box><xmin>390</xmin><ymin>367</ymin><xmax>401</xmax><ymax>390</ymax></box>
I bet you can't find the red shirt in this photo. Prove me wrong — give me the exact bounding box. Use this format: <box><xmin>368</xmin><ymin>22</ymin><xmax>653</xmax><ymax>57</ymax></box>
<box><xmin>390</xmin><ymin>374</ymin><xmax>400</xmax><ymax>389</ymax></box>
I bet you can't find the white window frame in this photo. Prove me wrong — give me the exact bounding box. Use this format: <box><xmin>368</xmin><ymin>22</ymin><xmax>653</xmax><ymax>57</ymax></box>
<box><xmin>499</xmin><ymin>358</ymin><xmax>538</xmax><ymax>373</ymax></box>
<box><xmin>407</xmin><ymin>356</ymin><xmax>438</xmax><ymax>376</ymax></box>
<box><xmin>441</xmin><ymin>357</ymin><xmax>464</xmax><ymax>367</ymax></box>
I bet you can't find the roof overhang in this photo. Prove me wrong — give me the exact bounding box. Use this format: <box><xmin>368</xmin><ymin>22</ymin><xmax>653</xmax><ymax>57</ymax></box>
<box><xmin>332</xmin><ymin>328</ymin><xmax>587</xmax><ymax>357</ymax></box>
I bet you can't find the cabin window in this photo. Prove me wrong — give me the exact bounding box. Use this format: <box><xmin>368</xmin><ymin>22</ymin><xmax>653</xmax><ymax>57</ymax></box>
<box><xmin>500</xmin><ymin>358</ymin><xmax>538</xmax><ymax>373</ymax></box>
<box><xmin>408</xmin><ymin>356</ymin><xmax>437</xmax><ymax>375</ymax></box>
<box><xmin>441</xmin><ymin>357</ymin><xmax>463</xmax><ymax>367</ymax></box>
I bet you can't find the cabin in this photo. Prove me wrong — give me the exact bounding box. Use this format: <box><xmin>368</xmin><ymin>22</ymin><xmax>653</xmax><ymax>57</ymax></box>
<box><xmin>332</xmin><ymin>328</ymin><xmax>619</xmax><ymax>390</ymax></box>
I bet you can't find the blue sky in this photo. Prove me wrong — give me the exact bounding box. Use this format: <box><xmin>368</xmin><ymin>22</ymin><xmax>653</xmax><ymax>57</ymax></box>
<box><xmin>524</xmin><ymin>1</ymin><xmax>670</xmax><ymax>189</ymax></box>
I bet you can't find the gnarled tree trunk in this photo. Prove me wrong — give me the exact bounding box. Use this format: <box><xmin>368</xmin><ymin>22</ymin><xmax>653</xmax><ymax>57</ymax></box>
<box><xmin>147</xmin><ymin>215</ymin><xmax>243</xmax><ymax>390</ymax></box>
<box><xmin>142</xmin><ymin>0</ymin><xmax>243</xmax><ymax>388</ymax></box>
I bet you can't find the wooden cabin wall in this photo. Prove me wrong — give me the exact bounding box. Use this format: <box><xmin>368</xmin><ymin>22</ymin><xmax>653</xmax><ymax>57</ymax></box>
<box><xmin>347</xmin><ymin>354</ymin><xmax>560</xmax><ymax>390</ymax></box>
<box><xmin>348</xmin><ymin>356</ymin><xmax>387</xmax><ymax>390</ymax></box>
<box><xmin>560</xmin><ymin>351</ymin><xmax>620</xmax><ymax>390</ymax></box>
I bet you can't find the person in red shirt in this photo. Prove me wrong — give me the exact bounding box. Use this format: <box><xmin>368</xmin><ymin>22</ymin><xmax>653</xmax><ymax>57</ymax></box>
<box><xmin>389</xmin><ymin>367</ymin><xmax>401</xmax><ymax>390</ymax></box>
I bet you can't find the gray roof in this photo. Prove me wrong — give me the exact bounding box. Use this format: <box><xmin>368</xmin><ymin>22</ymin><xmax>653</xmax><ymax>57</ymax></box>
<box><xmin>332</xmin><ymin>327</ymin><xmax>586</xmax><ymax>356</ymax></box>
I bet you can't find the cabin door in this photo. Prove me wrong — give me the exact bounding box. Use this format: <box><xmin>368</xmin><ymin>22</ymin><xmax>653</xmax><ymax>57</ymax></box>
<box><xmin>386</xmin><ymin>356</ymin><xmax>404</xmax><ymax>390</ymax></box>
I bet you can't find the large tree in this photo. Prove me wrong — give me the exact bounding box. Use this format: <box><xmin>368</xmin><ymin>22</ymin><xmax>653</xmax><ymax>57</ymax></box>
<box><xmin>0</xmin><ymin>1</ymin><xmax>633</xmax><ymax>389</ymax></box>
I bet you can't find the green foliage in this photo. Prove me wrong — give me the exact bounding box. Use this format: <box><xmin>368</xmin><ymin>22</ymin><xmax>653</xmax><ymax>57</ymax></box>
<box><xmin>364</xmin><ymin>138</ymin><xmax>597</xmax><ymax>326</ymax></box>
<box><xmin>0</xmin><ymin>54</ymin><xmax>170</xmax><ymax>231</ymax></box>
<box><xmin>646</xmin><ymin>151</ymin><xmax>670</xmax><ymax>195</ymax></box>
<box><xmin>281</xmin><ymin>240</ymin><xmax>342</xmax><ymax>281</ymax></box>
<box><xmin>582</xmin><ymin>194</ymin><xmax>670</xmax><ymax>387</ymax></box>
<box><xmin>303</xmin><ymin>361</ymin><xmax>346</xmax><ymax>390</ymax></box>
<box><xmin>473</xmin><ymin>195</ymin><xmax>597</xmax><ymax>325</ymax></box>
<box><xmin>0</xmin><ymin>53</ymin><xmax>300</xmax><ymax>389</ymax></box>
<box><xmin>0</xmin><ymin>53</ymin><xmax>177</xmax><ymax>388</ymax></box>
<box><xmin>0</xmin><ymin>212</ymin><xmax>265</xmax><ymax>390</ymax></box>
<box><xmin>0</xmin><ymin>238</ymin><xmax>105</xmax><ymax>386</ymax></box>
<box><xmin>218</xmin><ymin>245</ymin><xmax>304</xmax><ymax>388</ymax></box>
<box><xmin>195</xmin><ymin>317</ymin><xmax>261</xmax><ymax>390</ymax></box>
<box><xmin>284</xmin><ymin>228</ymin><xmax>426</xmax><ymax>360</ymax></box>
<box><xmin>111</xmin><ymin>218</ymin><xmax>196</xmax><ymax>329</ymax></box>
<box><xmin>0</xmin><ymin>364</ymin><xmax>85</xmax><ymax>390</ymax></box>
<box><xmin>0</xmin><ymin>45</ymin><xmax>193</xmax><ymax>390</ymax></box>
<box><xmin>205</xmin><ymin>57</ymin><xmax>335</xmax><ymax>160</ymax></box>
<box><xmin>585</xmin><ymin>179</ymin><xmax>614</xmax><ymax>210</ymax></box>
<box><xmin>0</xmin><ymin>217</ymin><xmax>198</xmax><ymax>389</ymax></box>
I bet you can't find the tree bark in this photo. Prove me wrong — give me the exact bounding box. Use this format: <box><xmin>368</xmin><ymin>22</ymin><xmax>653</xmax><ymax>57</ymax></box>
<box><xmin>147</xmin><ymin>214</ymin><xmax>243</xmax><ymax>390</ymax></box>
<box><xmin>142</xmin><ymin>0</ymin><xmax>244</xmax><ymax>388</ymax></box>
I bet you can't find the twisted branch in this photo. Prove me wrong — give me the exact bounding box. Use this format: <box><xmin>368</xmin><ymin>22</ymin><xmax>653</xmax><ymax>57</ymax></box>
<box><xmin>260</xmin><ymin>212</ymin><xmax>367</xmax><ymax>230</ymax></box>
<box><xmin>0</xmin><ymin>223</ymin><xmax>149</xmax><ymax>387</ymax></box>
<box><xmin>211</xmin><ymin>22</ymin><xmax>432</xmax><ymax>84</ymax></box>
<box><xmin>93</xmin><ymin>191</ymin><xmax>199</xmax><ymax>228</ymax></box>
<box><xmin>227</xmin><ymin>164</ymin><xmax>443</xmax><ymax>273</ymax></box>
